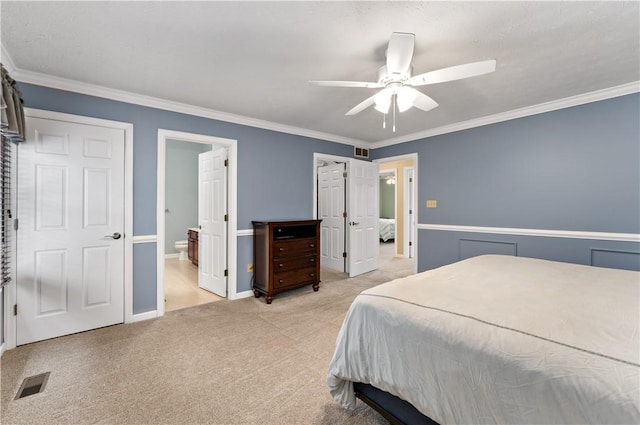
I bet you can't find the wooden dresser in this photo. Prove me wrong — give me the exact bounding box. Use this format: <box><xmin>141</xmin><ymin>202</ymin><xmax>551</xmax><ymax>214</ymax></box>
<box><xmin>252</xmin><ymin>219</ymin><xmax>321</xmax><ymax>304</ymax></box>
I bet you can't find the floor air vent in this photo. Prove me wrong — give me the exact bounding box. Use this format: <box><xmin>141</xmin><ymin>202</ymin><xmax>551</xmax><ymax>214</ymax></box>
<box><xmin>15</xmin><ymin>372</ymin><xmax>50</xmax><ymax>400</ymax></box>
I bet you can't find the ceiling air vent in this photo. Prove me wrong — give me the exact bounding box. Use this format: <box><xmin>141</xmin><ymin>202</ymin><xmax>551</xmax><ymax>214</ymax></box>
<box><xmin>354</xmin><ymin>147</ymin><xmax>369</xmax><ymax>159</ymax></box>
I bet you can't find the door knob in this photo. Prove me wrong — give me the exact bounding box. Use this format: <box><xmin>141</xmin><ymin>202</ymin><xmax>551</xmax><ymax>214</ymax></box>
<box><xmin>349</xmin><ymin>221</ymin><xmax>360</xmax><ymax>226</ymax></box>
<box><xmin>105</xmin><ymin>232</ymin><xmax>122</xmax><ymax>240</ymax></box>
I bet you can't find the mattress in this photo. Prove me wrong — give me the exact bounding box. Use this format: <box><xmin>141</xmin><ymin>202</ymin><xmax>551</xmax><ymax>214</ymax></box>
<box><xmin>327</xmin><ymin>255</ymin><xmax>640</xmax><ymax>424</ymax></box>
<box><xmin>379</xmin><ymin>218</ymin><xmax>395</xmax><ymax>241</ymax></box>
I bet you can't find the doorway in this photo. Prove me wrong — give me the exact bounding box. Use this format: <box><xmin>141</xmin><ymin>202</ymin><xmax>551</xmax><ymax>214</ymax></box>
<box><xmin>313</xmin><ymin>153</ymin><xmax>379</xmax><ymax>277</ymax></box>
<box><xmin>157</xmin><ymin>130</ymin><xmax>238</xmax><ymax>318</ymax></box>
<box><xmin>12</xmin><ymin>109</ymin><xmax>134</xmax><ymax>347</ymax></box>
<box><xmin>163</xmin><ymin>140</ymin><xmax>223</xmax><ymax>312</ymax></box>
<box><xmin>374</xmin><ymin>154</ymin><xmax>418</xmax><ymax>275</ymax></box>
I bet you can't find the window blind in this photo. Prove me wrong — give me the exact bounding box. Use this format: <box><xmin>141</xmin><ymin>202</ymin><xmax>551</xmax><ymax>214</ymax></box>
<box><xmin>0</xmin><ymin>130</ymin><xmax>15</xmax><ymax>288</ymax></box>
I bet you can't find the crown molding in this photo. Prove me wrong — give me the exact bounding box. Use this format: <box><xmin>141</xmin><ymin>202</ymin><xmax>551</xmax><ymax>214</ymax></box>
<box><xmin>371</xmin><ymin>81</ymin><xmax>640</xmax><ymax>149</ymax></box>
<box><xmin>5</xmin><ymin>39</ymin><xmax>637</xmax><ymax>150</ymax></box>
<box><xmin>0</xmin><ymin>44</ymin><xmax>17</xmax><ymax>73</ymax></box>
<box><xmin>6</xmin><ymin>61</ymin><xmax>363</xmax><ymax>147</ymax></box>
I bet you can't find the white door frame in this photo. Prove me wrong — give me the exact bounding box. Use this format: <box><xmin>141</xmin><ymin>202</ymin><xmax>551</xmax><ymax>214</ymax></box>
<box><xmin>3</xmin><ymin>108</ymin><xmax>134</xmax><ymax>352</ymax></box>
<box><xmin>156</xmin><ymin>129</ymin><xmax>238</xmax><ymax>318</ymax></box>
<box><xmin>404</xmin><ymin>167</ymin><xmax>415</xmax><ymax>259</ymax></box>
<box><xmin>373</xmin><ymin>153</ymin><xmax>418</xmax><ymax>274</ymax></box>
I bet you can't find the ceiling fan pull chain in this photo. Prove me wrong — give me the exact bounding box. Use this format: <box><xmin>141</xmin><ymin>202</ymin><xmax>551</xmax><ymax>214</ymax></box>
<box><xmin>393</xmin><ymin>95</ymin><xmax>397</xmax><ymax>132</ymax></box>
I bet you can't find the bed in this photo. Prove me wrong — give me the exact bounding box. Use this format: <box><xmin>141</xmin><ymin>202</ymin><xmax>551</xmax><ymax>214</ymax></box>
<box><xmin>379</xmin><ymin>218</ymin><xmax>395</xmax><ymax>242</ymax></box>
<box><xmin>327</xmin><ymin>255</ymin><xmax>640</xmax><ymax>424</ymax></box>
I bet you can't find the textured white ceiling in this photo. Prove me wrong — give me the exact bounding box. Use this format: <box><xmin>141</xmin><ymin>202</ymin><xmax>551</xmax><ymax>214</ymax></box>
<box><xmin>1</xmin><ymin>1</ymin><xmax>639</xmax><ymax>146</ymax></box>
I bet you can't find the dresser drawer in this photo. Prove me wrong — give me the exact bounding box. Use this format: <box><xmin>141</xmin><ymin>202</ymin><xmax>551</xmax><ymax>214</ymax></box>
<box><xmin>273</xmin><ymin>267</ymin><xmax>318</xmax><ymax>289</ymax></box>
<box><xmin>273</xmin><ymin>237</ymin><xmax>318</xmax><ymax>258</ymax></box>
<box><xmin>273</xmin><ymin>255</ymin><xmax>317</xmax><ymax>272</ymax></box>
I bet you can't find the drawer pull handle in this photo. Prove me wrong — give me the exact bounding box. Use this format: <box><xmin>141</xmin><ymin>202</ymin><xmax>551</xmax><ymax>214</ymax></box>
<box><xmin>279</xmin><ymin>279</ymin><xmax>284</xmax><ymax>284</ymax></box>
<box><xmin>279</xmin><ymin>247</ymin><xmax>284</xmax><ymax>252</ymax></box>
<box><xmin>309</xmin><ymin>244</ymin><xmax>315</xmax><ymax>248</ymax></box>
<box><xmin>279</xmin><ymin>263</ymin><xmax>284</xmax><ymax>268</ymax></box>
<box><xmin>310</xmin><ymin>273</ymin><xmax>315</xmax><ymax>277</ymax></box>
<box><xmin>309</xmin><ymin>258</ymin><xmax>315</xmax><ymax>262</ymax></box>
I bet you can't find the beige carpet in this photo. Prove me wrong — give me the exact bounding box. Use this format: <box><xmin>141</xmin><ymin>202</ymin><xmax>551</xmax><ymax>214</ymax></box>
<box><xmin>1</xmin><ymin>245</ymin><xmax>415</xmax><ymax>425</ymax></box>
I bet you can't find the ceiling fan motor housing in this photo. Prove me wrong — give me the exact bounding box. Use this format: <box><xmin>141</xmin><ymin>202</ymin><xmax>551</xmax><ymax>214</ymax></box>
<box><xmin>377</xmin><ymin>65</ymin><xmax>412</xmax><ymax>87</ymax></box>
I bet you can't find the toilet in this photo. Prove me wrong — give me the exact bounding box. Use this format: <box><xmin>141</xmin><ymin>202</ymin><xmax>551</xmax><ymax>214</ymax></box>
<box><xmin>175</xmin><ymin>240</ymin><xmax>188</xmax><ymax>261</ymax></box>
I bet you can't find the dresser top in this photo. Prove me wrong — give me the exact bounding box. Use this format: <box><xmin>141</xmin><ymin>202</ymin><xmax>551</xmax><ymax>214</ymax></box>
<box><xmin>252</xmin><ymin>219</ymin><xmax>321</xmax><ymax>225</ymax></box>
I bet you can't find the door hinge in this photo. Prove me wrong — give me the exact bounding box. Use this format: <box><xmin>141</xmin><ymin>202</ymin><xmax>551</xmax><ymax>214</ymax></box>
<box><xmin>409</xmin><ymin>177</ymin><xmax>413</xmax><ymax>183</ymax></box>
<box><xmin>224</xmin><ymin>214</ymin><xmax>228</xmax><ymax>222</ymax></box>
<box><xmin>224</xmin><ymin>269</ymin><xmax>228</xmax><ymax>277</ymax></box>
<box><xmin>343</xmin><ymin>171</ymin><xmax>347</xmax><ymax>178</ymax></box>
<box><xmin>342</xmin><ymin>212</ymin><xmax>347</xmax><ymax>218</ymax></box>
<box><xmin>342</xmin><ymin>252</ymin><xmax>347</xmax><ymax>258</ymax></box>
<box><xmin>13</xmin><ymin>218</ymin><xmax>18</xmax><ymax>231</ymax></box>
<box><xmin>224</xmin><ymin>159</ymin><xmax>229</xmax><ymax>167</ymax></box>
<box><xmin>409</xmin><ymin>209</ymin><xmax>412</xmax><ymax>214</ymax></box>
<box><xmin>14</xmin><ymin>304</ymin><xmax>17</xmax><ymax>316</ymax></box>
<box><xmin>409</xmin><ymin>242</ymin><xmax>412</xmax><ymax>246</ymax></box>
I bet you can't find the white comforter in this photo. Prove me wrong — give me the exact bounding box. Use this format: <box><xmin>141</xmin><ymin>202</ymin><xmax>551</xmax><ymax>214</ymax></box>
<box><xmin>327</xmin><ymin>255</ymin><xmax>640</xmax><ymax>424</ymax></box>
<box><xmin>379</xmin><ymin>218</ymin><xmax>395</xmax><ymax>241</ymax></box>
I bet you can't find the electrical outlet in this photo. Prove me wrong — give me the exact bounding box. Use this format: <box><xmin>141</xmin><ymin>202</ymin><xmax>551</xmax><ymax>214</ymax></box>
<box><xmin>426</xmin><ymin>200</ymin><xmax>438</xmax><ymax>208</ymax></box>
<box><xmin>247</xmin><ymin>263</ymin><xmax>254</xmax><ymax>273</ymax></box>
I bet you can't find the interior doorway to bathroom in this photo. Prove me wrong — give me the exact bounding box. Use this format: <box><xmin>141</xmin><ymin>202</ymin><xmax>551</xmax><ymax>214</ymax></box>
<box><xmin>156</xmin><ymin>129</ymin><xmax>239</xmax><ymax>317</ymax></box>
<box><xmin>163</xmin><ymin>140</ymin><xmax>222</xmax><ymax>311</ymax></box>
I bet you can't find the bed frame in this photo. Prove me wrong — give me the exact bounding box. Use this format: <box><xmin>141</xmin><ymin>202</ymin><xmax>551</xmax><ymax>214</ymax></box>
<box><xmin>353</xmin><ymin>382</ymin><xmax>438</xmax><ymax>425</ymax></box>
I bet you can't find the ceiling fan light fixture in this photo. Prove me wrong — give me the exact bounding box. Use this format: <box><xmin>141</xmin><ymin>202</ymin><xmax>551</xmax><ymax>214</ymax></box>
<box><xmin>374</xmin><ymin>91</ymin><xmax>391</xmax><ymax>114</ymax></box>
<box><xmin>396</xmin><ymin>86</ymin><xmax>417</xmax><ymax>112</ymax></box>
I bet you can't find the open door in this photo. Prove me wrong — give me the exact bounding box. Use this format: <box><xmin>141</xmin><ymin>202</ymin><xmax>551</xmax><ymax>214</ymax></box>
<box><xmin>198</xmin><ymin>147</ymin><xmax>227</xmax><ymax>297</ymax></box>
<box><xmin>347</xmin><ymin>159</ymin><xmax>379</xmax><ymax>277</ymax></box>
<box><xmin>318</xmin><ymin>163</ymin><xmax>346</xmax><ymax>272</ymax></box>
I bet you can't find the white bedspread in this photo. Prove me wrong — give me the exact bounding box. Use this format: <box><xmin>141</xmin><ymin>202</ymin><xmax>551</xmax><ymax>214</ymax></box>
<box><xmin>379</xmin><ymin>218</ymin><xmax>395</xmax><ymax>241</ymax></box>
<box><xmin>327</xmin><ymin>255</ymin><xmax>640</xmax><ymax>424</ymax></box>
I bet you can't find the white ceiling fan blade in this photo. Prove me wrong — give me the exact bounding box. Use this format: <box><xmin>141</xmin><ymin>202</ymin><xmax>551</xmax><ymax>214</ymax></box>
<box><xmin>386</xmin><ymin>32</ymin><xmax>415</xmax><ymax>76</ymax></box>
<box><xmin>309</xmin><ymin>80</ymin><xmax>382</xmax><ymax>88</ymax></box>
<box><xmin>345</xmin><ymin>93</ymin><xmax>379</xmax><ymax>115</ymax></box>
<box><xmin>412</xmin><ymin>89</ymin><xmax>439</xmax><ymax>112</ymax></box>
<box><xmin>409</xmin><ymin>60</ymin><xmax>497</xmax><ymax>86</ymax></box>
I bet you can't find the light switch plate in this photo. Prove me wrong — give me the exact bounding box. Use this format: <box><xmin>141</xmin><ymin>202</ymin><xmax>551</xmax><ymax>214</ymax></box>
<box><xmin>426</xmin><ymin>200</ymin><xmax>437</xmax><ymax>208</ymax></box>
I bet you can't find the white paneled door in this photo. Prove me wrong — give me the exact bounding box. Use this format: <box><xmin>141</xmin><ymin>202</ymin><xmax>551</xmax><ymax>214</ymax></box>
<box><xmin>318</xmin><ymin>163</ymin><xmax>346</xmax><ymax>272</ymax></box>
<box><xmin>348</xmin><ymin>159</ymin><xmax>379</xmax><ymax>277</ymax></box>
<box><xmin>17</xmin><ymin>116</ymin><xmax>125</xmax><ymax>345</ymax></box>
<box><xmin>198</xmin><ymin>147</ymin><xmax>227</xmax><ymax>297</ymax></box>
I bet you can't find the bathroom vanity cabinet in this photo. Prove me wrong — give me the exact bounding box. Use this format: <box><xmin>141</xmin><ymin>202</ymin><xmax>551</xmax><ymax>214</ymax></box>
<box><xmin>252</xmin><ymin>219</ymin><xmax>321</xmax><ymax>304</ymax></box>
<box><xmin>188</xmin><ymin>229</ymin><xmax>198</xmax><ymax>266</ymax></box>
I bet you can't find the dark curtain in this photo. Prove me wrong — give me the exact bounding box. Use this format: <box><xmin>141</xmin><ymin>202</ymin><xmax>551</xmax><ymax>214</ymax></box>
<box><xmin>1</xmin><ymin>64</ymin><xmax>25</xmax><ymax>140</ymax></box>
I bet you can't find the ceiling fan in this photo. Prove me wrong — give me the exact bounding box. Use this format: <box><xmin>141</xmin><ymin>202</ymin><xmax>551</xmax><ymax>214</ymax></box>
<box><xmin>310</xmin><ymin>32</ymin><xmax>496</xmax><ymax>121</ymax></box>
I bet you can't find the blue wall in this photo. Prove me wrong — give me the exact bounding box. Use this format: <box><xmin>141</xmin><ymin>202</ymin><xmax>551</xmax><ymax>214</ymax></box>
<box><xmin>17</xmin><ymin>82</ymin><xmax>640</xmax><ymax>314</ymax></box>
<box><xmin>18</xmin><ymin>83</ymin><xmax>354</xmax><ymax>314</ymax></box>
<box><xmin>373</xmin><ymin>93</ymin><xmax>640</xmax><ymax>271</ymax></box>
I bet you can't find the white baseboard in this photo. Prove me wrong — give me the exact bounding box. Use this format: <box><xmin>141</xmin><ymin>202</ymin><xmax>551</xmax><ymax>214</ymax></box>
<box><xmin>0</xmin><ymin>342</ymin><xmax>5</xmax><ymax>357</ymax></box>
<box><xmin>164</xmin><ymin>253</ymin><xmax>179</xmax><ymax>259</ymax></box>
<box><xmin>129</xmin><ymin>310</ymin><xmax>158</xmax><ymax>323</ymax></box>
